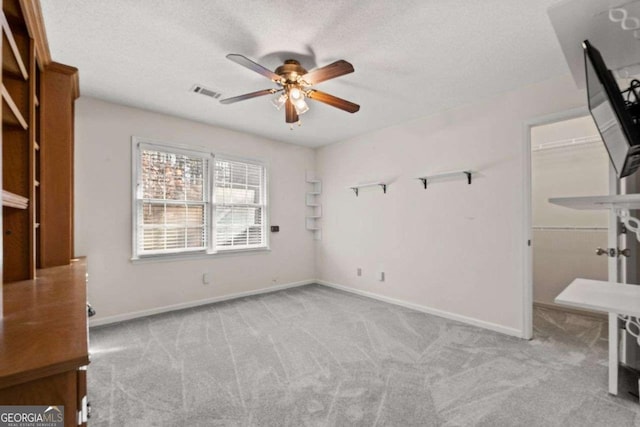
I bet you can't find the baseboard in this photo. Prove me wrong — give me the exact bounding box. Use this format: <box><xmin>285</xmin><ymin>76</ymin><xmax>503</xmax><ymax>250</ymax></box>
<box><xmin>534</xmin><ymin>300</ymin><xmax>607</xmax><ymax>320</ymax></box>
<box><xmin>89</xmin><ymin>279</ymin><xmax>315</xmax><ymax>328</ymax></box>
<box><xmin>316</xmin><ymin>280</ymin><xmax>524</xmax><ymax>338</ymax></box>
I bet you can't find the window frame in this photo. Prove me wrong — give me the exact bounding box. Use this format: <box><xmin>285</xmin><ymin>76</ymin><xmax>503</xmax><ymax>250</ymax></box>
<box><xmin>213</xmin><ymin>154</ymin><xmax>269</xmax><ymax>253</ymax></box>
<box><xmin>131</xmin><ymin>137</ymin><xmax>270</xmax><ymax>261</ymax></box>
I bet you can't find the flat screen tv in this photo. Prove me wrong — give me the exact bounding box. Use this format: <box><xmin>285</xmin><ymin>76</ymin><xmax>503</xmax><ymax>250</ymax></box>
<box><xmin>584</xmin><ymin>39</ymin><xmax>640</xmax><ymax>178</ymax></box>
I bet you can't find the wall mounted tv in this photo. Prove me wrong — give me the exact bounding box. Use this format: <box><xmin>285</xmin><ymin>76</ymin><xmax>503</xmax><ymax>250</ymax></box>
<box><xmin>584</xmin><ymin>39</ymin><xmax>640</xmax><ymax>178</ymax></box>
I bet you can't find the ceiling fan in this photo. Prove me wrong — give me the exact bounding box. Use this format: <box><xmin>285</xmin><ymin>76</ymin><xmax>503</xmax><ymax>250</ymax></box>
<box><xmin>220</xmin><ymin>54</ymin><xmax>360</xmax><ymax>127</ymax></box>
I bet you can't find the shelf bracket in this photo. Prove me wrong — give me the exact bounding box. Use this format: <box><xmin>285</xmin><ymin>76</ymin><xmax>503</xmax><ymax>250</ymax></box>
<box><xmin>379</xmin><ymin>184</ymin><xmax>387</xmax><ymax>194</ymax></box>
<box><xmin>464</xmin><ymin>171</ymin><xmax>472</xmax><ymax>185</ymax></box>
<box><xmin>419</xmin><ymin>178</ymin><xmax>427</xmax><ymax>189</ymax></box>
<box><xmin>615</xmin><ymin>209</ymin><xmax>640</xmax><ymax>242</ymax></box>
<box><xmin>351</xmin><ymin>187</ymin><xmax>359</xmax><ymax>197</ymax></box>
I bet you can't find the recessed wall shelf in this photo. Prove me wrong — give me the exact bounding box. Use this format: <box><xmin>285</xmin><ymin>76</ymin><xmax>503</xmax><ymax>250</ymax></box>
<box><xmin>417</xmin><ymin>170</ymin><xmax>472</xmax><ymax>189</ymax></box>
<box><xmin>305</xmin><ymin>171</ymin><xmax>322</xmax><ymax>240</ymax></box>
<box><xmin>349</xmin><ymin>182</ymin><xmax>387</xmax><ymax>196</ymax></box>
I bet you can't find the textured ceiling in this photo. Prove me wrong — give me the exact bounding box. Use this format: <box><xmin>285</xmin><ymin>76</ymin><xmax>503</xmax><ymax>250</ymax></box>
<box><xmin>40</xmin><ymin>0</ymin><xmax>569</xmax><ymax>147</ymax></box>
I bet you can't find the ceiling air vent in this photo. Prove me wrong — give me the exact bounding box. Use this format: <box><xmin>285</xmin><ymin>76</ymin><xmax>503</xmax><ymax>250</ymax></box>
<box><xmin>190</xmin><ymin>84</ymin><xmax>221</xmax><ymax>99</ymax></box>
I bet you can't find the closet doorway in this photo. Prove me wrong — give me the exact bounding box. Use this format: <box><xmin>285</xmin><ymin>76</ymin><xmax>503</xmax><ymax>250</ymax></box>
<box><xmin>530</xmin><ymin>115</ymin><xmax>610</xmax><ymax>317</ymax></box>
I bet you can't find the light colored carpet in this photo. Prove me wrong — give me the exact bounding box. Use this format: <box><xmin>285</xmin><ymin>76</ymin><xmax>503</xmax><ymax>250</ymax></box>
<box><xmin>88</xmin><ymin>284</ymin><xmax>640</xmax><ymax>426</ymax></box>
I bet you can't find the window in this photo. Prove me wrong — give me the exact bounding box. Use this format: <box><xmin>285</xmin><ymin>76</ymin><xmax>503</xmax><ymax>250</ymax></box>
<box><xmin>214</xmin><ymin>157</ymin><xmax>267</xmax><ymax>250</ymax></box>
<box><xmin>133</xmin><ymin>139</ymin><xmax>268</xmax><ymax>259</ymax></box>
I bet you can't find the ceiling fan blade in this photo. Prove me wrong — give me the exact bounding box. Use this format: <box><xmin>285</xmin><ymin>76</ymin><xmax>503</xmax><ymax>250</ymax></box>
<box><xmin>301</xmin><ymin>60</ymin><xmax>354</xmax><ymax>85</ymax></box>
<box><xmin>226</xmin><ymin>54</ymin><xmax>282</xmax><ymax>82</ymax></box>
<box><xmin>285</xmin><ymin>98</ymin><xmax>299</xmax><ymax>123</ymax></box>
<box><xmin>307</xmin><ymin>90</ymin><xmax>360</xmax><ymax>113</ymax></box>
<box><xmin>219</xmin><ymin>89</ymin><xmax>278</xmax><ymax>104</ymax></box>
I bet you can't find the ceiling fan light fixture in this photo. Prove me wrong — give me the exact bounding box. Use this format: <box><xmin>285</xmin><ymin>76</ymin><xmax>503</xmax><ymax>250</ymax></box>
<box><xmin>271</xmin><ymin>93</ymin><xmax>287</xmax><ymax>110</ymax></box>
<box><xmin>221</xmin><ymin>54</ymin><xmax>359</xmax><ymax>127</ymax></box>
<box><xmin>289</xmin><ymin>87</ymin><xmax>302</xmax><ymax>100</ymax></box>
<box><xmin>294</xmin><ymin>98</ymin><xmax>309</xmax><ymax>115</ymax></box>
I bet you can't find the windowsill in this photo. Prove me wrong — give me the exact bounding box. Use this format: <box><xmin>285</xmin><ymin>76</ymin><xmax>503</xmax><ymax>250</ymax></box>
<box><xmin>131</xmin><ymin>246</ymin><xmax>271</xmax><ymax>264</ymax></box>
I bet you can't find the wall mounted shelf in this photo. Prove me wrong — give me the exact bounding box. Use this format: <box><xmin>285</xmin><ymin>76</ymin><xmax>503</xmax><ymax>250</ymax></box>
<box><xmin>548</xmin><ymin>194</ymin><xmax>640</xmax><ymax>210</ymax></box>
<box><xmin>305</xmin><ymin>172</ymin><xmax>322</xmax><ymax>240</ymax></box>
<box><xmin>550</xmin><ymin>192</ymin><xmax>640</xmax><ymax>397</ymax></box>
<box><xmin>417</xmin><ymin>170</ymin><xmax>472</xmax><ymax>189</ymax></box>
<box><xmin>555</xmin><ymin>278</ymin><xmax>640</xmax><ymax>318</ymax></box>
<box><xmin>549</xmin><ymin>194</ymin><xmax>640</xmax><ymax>243</ymax></box>
<box><xmin>349</xmin><ymin>182</ymin><xmax>387</xmax><ymax>196</ymax></box>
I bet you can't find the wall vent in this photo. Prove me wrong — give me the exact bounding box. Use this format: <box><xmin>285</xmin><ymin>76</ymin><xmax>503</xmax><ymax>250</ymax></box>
<box><xmin>191</xmin><ymin>84</ymin><xmax>221</xmax><ymax>99</ymax></box>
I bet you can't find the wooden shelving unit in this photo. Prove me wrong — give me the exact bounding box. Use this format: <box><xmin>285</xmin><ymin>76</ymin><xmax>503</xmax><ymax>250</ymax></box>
<box><xmin>1</xmin><ymin>0</ymin><xmax>79</xmax><ymax>283</ymax></box>
<box><xmin>0</xmin><ymin>2</ymin><xmax>86</xmax><ymax>422</ymax></box>
<box><xmin>2</xmin><ymin>0</ymin><xmax>33</xmax><ymax>283</ymax></box>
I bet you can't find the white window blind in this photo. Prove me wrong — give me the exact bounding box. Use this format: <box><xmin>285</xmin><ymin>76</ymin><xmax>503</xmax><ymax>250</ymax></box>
<box><xmin>214</xmin><ymin>157</ymin><xmax>267</xmax><ymax>250</ymax></box>
<box><xmin>133</xmin><ymin>139</ymin><xmax>268</xmax><ymax>259</ymax></box>
<box><xmin>135</xmin><ymin>144</ymin><xmax>210</xmax><ymax>256</ymax></box>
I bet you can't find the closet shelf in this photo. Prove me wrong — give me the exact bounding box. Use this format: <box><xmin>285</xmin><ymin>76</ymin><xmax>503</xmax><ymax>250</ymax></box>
<box><xmin>1</xmin><ymin>13</ymin><xmax>27</xmax><ymax>80</ymax></box>
<box><xmin>2</xmin><ymin>84</ymin><xmax>27</xmax><ymax>129</ymax></box>
<box><xmin>532</xmin><ymin>135</ymin><xmax>600</xmax><ymax>152</ymax></box>
<box><xmin>549</xmin><ymin>194</ymin><xmax>640</xmax><ymax>211</ymax></box>
<box><xmin>2</xmin><ymin>189</ymin><xmax>28</xmax><ymax>209</ymax></box>
<box><xmin>416</xmin><ymin>170</ymin><xmax>472</xmax><ymax>189</ymax></box>
<box><xmin>348</xmin><ymin>182</ymin><xmax>388</xmax><ymax>196</ymax></box>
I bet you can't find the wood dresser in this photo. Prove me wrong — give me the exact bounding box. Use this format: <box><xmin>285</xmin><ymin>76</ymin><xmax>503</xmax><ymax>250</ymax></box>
<box><xmin>0</xmin><ymin>258</ymin><xmax>89</xmax><ymax>426</ymax></box>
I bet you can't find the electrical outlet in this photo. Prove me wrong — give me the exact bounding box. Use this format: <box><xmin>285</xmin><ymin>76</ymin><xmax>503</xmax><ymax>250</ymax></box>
<box><xmin>202</xmin><ymin>273</ymin><xmax>210</xmax><ymax>285</ymax></box>
<box><xmin>379</xmin><ymin>272</ymin><xmax>385</xmax><ymax>282</ymax></box>
<box><xmin>357</xmin><ymin>268</ymin><xmax>362</xmax><ymax>276</ymax></box>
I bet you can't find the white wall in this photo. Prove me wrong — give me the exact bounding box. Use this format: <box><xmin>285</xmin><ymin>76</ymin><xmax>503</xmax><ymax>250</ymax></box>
<box><xmin>531</xmin><ymin>116</ymin><xmax>609</xmax><ymax>307</ymax></box>
<box><xmin>75</xmin><ymin>97</ymin><xmax>316</xmax><ymax>322</ymax></box>
<box><xmin>316</xmin><ymin>74</ymin><xmax>585</xmax><ymax>336</ymax></box>
<box><xmin>531</xmin><ymin>117</ymin><xmax>608</xmax><ymax>228</ymax></box>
